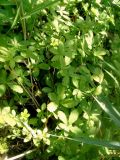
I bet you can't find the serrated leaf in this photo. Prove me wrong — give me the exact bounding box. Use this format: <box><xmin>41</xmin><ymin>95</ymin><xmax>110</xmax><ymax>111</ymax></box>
<box><xmin>69</xmin><ymin>109</ymin><xmax>79</xmax><ymax>125</ymax></box>
<box><xmin>58</xmin><ymin>111</ymin><xmax>67</xmax><ymax>124</ymax></box>
<box><xmin>47</xmin><ymin>102</ymin><xmax>58</xmax><ymax>112</ymax></box>
<box><xmin>9</xmin><ymin>84</ymin><xmax>23</xmax><ymax>93</ymax></box>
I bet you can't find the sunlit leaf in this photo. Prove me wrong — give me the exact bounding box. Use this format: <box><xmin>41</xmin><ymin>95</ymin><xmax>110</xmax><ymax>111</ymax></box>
<box><xmin>69</xmin><ymin>109</ymin><xmax>79</xmax><ymax>125</ymax></box>
<box><xmin>9</xmin><ymin>84</ymin><xmax>23</xmax><ymax>93</ymax></box>
<box><xmin>58</xmin><ymin>111</ymin><xmax>67</xmax><ymax>124</ymax></box>
<box><xmin>92</xmin><ymin>68</ymin><xmax>104</xmax><ymax>84</ymax></box>
<box><xmin>85</xmin><ymin>30</ymin><xmax>93</xmax><ymax>50</ymax></box>
<box><xmin>94</xmin><ymin>85</ymin><xmax>102</xmax><ymax>96</ymax></box>
<box><xmin>47</xmin><ymin>102</ymin><xmax>58</xmax><ymax>113</ymax></box>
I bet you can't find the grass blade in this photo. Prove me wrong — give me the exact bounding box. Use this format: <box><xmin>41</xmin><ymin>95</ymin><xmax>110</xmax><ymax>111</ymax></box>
<box><xmin>104</xmin><ymin>61</ymin><xmax>120</xmax><ymax>78</ymax></box>
<box><xmin>50</xmin><ymin>134</ymin><xmax>120</xmax><ymax>149</ymax></box>
<box><xmin>104</xmin><ymin>69</ymin><xmax>120</xmax><ymax>88</ymax></box>
<box><xmin>7</xmin><ymin>6</ymin><xmax>20</xmax><ymax>33</ymax></box>
<box><xmin>22</xmin><ymin>0</ymin><xmax>61</xmax><ymax>19</ymax></box>
<box><xmin>93</xmin><ymin>96</ymin><xmax>120</xmax><ymax>127</ymax></box>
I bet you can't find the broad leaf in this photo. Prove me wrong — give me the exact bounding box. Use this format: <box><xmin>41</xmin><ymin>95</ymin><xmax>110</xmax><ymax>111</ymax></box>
<box><xmin>58</xmin><ymin>111</ymin><xmax>67</xmax><ymax>124</ymax></box>
<box><xmin>69</xmin><ymin>109</ymin><xmax>79</xmax><ymax>125</ymax></box>
<box><xmin>9</xmin><ymin>84</ymin><xmax>23</xmax><ymax>93</ymax></box>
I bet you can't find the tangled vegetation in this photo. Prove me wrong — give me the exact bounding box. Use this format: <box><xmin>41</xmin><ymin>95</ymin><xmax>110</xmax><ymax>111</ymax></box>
<box><xmin>0</xmin><ymin>0</ymin><xmax>120</xmax><ymax>159</ymax></box>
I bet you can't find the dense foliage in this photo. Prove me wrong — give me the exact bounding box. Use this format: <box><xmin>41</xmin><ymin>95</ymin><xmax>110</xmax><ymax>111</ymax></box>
<box><xmin>0</xmin><ymin>0</ymin><xmax>120</xmax><ymax>159</ymax></box>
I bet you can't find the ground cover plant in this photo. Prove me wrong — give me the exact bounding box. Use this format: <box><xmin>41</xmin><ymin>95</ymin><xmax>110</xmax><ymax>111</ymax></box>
<box><xmin>0</xmin><ymin>0</ymin><xmax>120</xmax><ymax>159</ymax></box>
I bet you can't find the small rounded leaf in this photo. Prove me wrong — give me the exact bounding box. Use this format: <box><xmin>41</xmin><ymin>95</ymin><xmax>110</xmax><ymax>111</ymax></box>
<box><xmin>47</xmin><ymin>102</ymin><xmax>58</xmax><ymax>113</ymax></box>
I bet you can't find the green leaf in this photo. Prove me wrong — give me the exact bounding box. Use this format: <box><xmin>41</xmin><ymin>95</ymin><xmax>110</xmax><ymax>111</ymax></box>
<box><xmin>85</xmin><ymin>30</ymin><xmax>93</xmax><ymax>50</ymax></box>
<box><xmin>69</xmin><ymin>109</ymin><xmax>79</xmax><ymax>125</ymax></box>
<box><xmin>9</xmin><ymin>84</ymin><xmax>23</xmax><ymax>93</ymax></box>
<box><xmin>58</xmin><ymin>156</ymin><xmax>66</xmax><ymax>160</ymax></box>
<box><xmin>39</xmin><ymin>63</ymin><xmax>50</xmax><ymax>70</ymax></box>
<box><xmin>94</xmin><ymin>96</ymin><xmax>120</xmax><ymax>127</ymax></box>
<box><xmin>47</xmin><ymin>102</ymin><xmax>58</xmax><ymax>113</ymax></box>
<box><xmin>50</xmin><ymin>135</ymin><xmax>120</xmax><ymax>149</ymax></box>
<box><xmin>92</xmin><ymin>68</ymin><xmax>104</xmax><ymax>84</ymax></box>
<box><xmin>0</xmin><ymin>84</ymin><xmax>6</xmax><ymax>97</ymax></box>
<box><xmin>94</xmin><ymin>49</ymin><xmax>107</xmax><ymax>59</ymax></box>
<box><xmin>1</xmin><ymin>107</ymin><xmax>16</xmax><ymax>126</ymax></box>
<box><xmin>70</xmin><ymin>136</ymin><xmax>120</xmax><ymax>149</ymax></box>
<box><xmin>23</xmin><ymin>0</ymin><xmax>60</xmax><ymax>19</ymax></box>
<box><xmin>57</xmin><ymin>84</ymin><xmax>65</xmax><ymax>100</ymax></box>
<box><xmin>94</xmin><ymin>85</ymin><xmax>102</xmax><ymax>96</ymax></box>
<box><xmin>62</xmin><ymin>98</ymin><xmax>78</xmax><ymax>108</ymax></box>
<box><xmin>69</xmin><ymin>126</ymin><xmax>82</xmax><ymax>134</ymax></box>
<box><xmin>58</xmin><ymin>111</ymin><xmax>67</xmax><ymax>124</ymax></box>
<box><xmin>3</xmin><ymin>115</ymin><xmax>16</xmax><ymax>127</ymax></box>
<box><xmin>104</xmin><ymin>69</ymin><xmax>119</xmax><ymax>88</ymax></box>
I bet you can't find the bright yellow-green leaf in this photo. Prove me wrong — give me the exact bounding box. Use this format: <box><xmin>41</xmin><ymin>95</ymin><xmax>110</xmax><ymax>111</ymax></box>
<box><xmin>69</xmin><ymin>109</ymin><xmax>79</xmax><ymax>125</ymax></box>
<box><xmin>92</xmin><ymin>68</ymin><xmax>104</xmax><ymax>84</ymax></box>
<box><xmin>58</xmin><ymin>123</ymin><xmax>68</xmax><ymax>131</ymax></box>
<box><xmin>94</xmin><ymin>49</ymin><xmax>107</xmax><ymax>59</ymax></box>
<box><xmin>85</xmin><ymin>30</ymin><xmax>93</xmax><ymax>50</ymax></box>
<box><xmin>47</xmin><ymin>102</ymin><xmax>58</xmax><ymax>112</ymax></box>
<box><xmin>69</xmin><ymin>126</ymin><xmax>82</xmax><ymax>134</ymax></box>
<box><xmin>3</xmin><ymin>115</ymin><xmax>16</xmax><ymax>127</ymax></box>
<box><xmin>64</xmin><ymin>56</ymin><xmax>71</xmax><ymax>65</ymax></box>
<box><xmin>73</xmin><ymin>89</ymin><xmax>82</xmax><ymax>99</ymax></box>
<box><xmin>10</xmin><ymin>84</ymin><xmax>23</xmax><ymax>93</ymax></box>
<box><xmin>94</xmin><ymin>85</ymin><xmax>102</xmax><ymax>95</ymax></box>
<box><xmin>58</xmin><ymin>111</ymin><xmax>67</xmax><ymax>124</ymax></box>
<box><xmin>0</xmin><ymin>114</ymin><xmax>4</xmax><ymax>124</ymax></box>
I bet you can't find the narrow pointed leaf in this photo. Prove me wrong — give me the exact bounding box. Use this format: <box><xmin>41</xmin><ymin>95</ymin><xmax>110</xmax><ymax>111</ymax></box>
<box><xmin>23</xmin><ymin>0</ymin><xmax>60</xmax><ymax>19</ymax></box>
<box><xmin>93</xmin><ymin>96</ymin><xmax>120</xmax><ymax>127</ymax></box>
